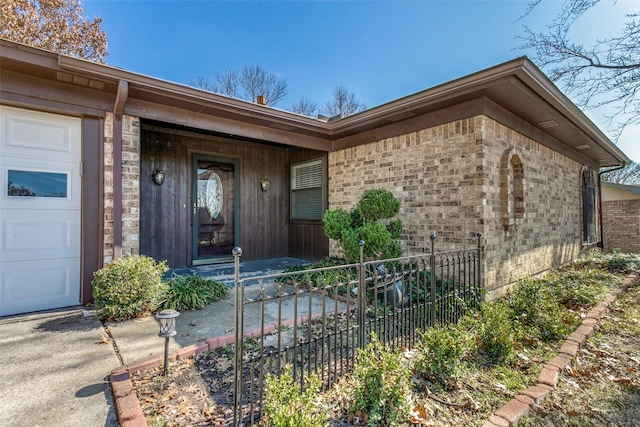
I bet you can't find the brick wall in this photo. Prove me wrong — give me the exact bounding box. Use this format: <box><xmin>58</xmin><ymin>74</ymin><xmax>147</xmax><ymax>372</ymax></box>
<box><xmin>122</xmin><ymin>115</ymin><xmax>140</xmax><ymax>257</ymax></box>
<box><xmin>328</xmin><ymin>114</ymin><xmax>593</xmax><ymax>299</ymax></box>
<box><xmin>103</xmin><ymin>112</ymin><xmax>114</xmax><ymax>265</ymax></box>
<box><xmin>103</xmin><ymin>113</ymin><xmax>140</xmax><ymax>265</ymax></box>
<box><xmin>602</xmin><ymin>200</ymin><xmax>640</xmax><ymax>253</ymax></box>
<box><xmin>480</xmin><ymin>117</ymin><xmax>588</xmax><ymax>299</ymax></box>
<box><xmin>329</xmin><ymin>117</ymin><xmax>484</xmax><ymax>257</ymax></box>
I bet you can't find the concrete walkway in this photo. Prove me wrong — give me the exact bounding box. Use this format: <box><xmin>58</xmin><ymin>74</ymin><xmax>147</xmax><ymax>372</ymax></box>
<box><xmin>0</xmin><ymin>257</ymin><xmax>322</xmax><ymax>427</ymax></box>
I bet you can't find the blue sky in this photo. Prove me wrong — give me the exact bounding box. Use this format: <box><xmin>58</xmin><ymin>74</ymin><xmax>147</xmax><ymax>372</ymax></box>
<box><xmin>82</xmin><ymin>0</ymin><xmax>639</xmax><ymax>162</ymax></box>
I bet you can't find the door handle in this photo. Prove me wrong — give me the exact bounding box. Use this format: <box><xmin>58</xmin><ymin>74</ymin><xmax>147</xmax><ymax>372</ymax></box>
<box><xmin>193</xmin><ymin>202</ymin><xmax>197</xmax><ymax>215</ymax></box>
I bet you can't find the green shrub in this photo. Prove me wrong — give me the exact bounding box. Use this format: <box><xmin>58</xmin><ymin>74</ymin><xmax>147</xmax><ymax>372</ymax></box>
<box><xmin>386</xmin><ymin>219</ymin><xmax>403</xmax><ymax>239</ymax></box>
<box><xmin>262</xmin><ymin>365</ymin><xmax>328</xmax><ymax>427</ymax></box>
<box><xmin>508</xmin><ymin>277</ymin><xmax>574</xmax><ymax>342</ymax></box>
<box><xmin>349</xmin><ymin>334</ymin><xmax>411</xmax><ymax>427</ymax></box>
<box><xmin>323</xmin><ymin>188</ymin><xmax>403</xmax><ymax>263</ymax></box>
<box><xmin>92</xmin><ymin>255</ymin><xmax>168</xmax><ymax>321</ymax></box>
<box><xmin>356</xmin><ymin>221</ymin><xmax>402</xmax><ymax>261</ymax></box>
<box><xmin>414</xmin><ymin>324</ymin><xmax>468</xmax><ymax>384</ymax></box>
<box><xmin>357</xmin><ymin>188</ymin><xmax>400</xmax><ymax>221</ymax></box>
<box><xmin>479</xmin><ymin>301</ymin><xmax>515</xmax><ymax>362</ymax></box>
<box><xmin>322</xmin><ymin>208</ymin><xmax>352</xmax><ymax>241</ymax></box>
<box><xmin>161</xmin><ymin>274</ymin><xmax>229</xmax><ymax>311</ymax></box>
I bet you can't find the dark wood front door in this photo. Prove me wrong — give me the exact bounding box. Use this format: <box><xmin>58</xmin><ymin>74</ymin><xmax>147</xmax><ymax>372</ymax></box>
<box><xmin>192</xmin><ymin>156</ymin><xmax>239</xmax><ymax>264</ymax></box>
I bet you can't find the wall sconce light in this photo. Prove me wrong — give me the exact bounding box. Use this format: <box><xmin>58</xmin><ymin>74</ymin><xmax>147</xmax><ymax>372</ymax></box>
<box><xmin>152</xmin><ymin>169</ymin><xmax>165</xmax><ymax>185</ymax></box>
<box><xmin>156</xmin><ymin>309</ymin><xmax>180</xmax><ymax>375</ymax></box>
<box><xmin>261</xmin><ymin>179</ymin><xmax>270</xmax><ymax>191</ymax></box>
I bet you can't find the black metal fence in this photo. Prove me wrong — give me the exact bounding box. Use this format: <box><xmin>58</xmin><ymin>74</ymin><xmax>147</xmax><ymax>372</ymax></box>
<box><xmin>231</xmin><ymin>233</ymin><xmax>483</xmax><ymax>426</ymax></box>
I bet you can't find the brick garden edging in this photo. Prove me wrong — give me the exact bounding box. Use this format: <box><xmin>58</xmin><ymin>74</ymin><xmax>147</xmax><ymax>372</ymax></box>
<box><xmin>110</xmin><ymin>272</ymin><xmax>639</xmax><ymax>427</ymax></box>
<box><xmin>482</xmin><ymin>270</ymin><xmax>639</xmax><ymax>427</ymax></box>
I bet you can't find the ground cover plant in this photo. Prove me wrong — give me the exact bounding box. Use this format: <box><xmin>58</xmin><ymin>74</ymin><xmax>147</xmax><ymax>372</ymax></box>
<box><xmin>130</xmin><ymin>250</ymin><xmax>640</xmax><ymax>426</ymax></box>
<box><xmin>262</xmin><ymin>365</ymin><xmax>329</xmax><ymax>427</ymax></box>
<box><xmin>161</xmin><ymin>274</ymin><xmax>230</xmax><ymax>311</ymax></box>
<box><xmin>278</xmin><ymin>256</ymin><xmax>358</xmax><ymax>296</ymax></box>
<box><xmin>522</xmin><ymin>274</ymin><xmax>640</xmax><ymax>426</ymax></box>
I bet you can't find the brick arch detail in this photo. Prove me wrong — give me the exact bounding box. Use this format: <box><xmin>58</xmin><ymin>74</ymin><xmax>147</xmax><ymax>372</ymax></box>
<box><xmin>500</xmin><ymin>147</ymin><xmax>524</xmax><ymax>231</ymax></box>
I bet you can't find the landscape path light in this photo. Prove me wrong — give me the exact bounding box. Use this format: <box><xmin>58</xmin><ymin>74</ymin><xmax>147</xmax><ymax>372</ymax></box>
<box><xmin>156</xmin><ymin>309</ymin><xmax>180</xmax><ymax>376</ymax></box>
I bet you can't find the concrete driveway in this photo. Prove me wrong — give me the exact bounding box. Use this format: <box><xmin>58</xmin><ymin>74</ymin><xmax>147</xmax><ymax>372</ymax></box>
<box><xmin>0</xmin><ymin>309</ymin><xmax>119</xmax><ymax>427</ymax></box>
<box><xmin>0</xmin><ymin>257</ymin><xmax>328</xmax><ymax>426</ymax></box>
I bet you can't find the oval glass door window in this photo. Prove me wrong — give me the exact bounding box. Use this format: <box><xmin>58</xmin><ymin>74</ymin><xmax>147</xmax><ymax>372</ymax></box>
<box><xmin>206</xmin><ymin>172</ymin><xmax>223</xmax><ymax>219</ymax></box>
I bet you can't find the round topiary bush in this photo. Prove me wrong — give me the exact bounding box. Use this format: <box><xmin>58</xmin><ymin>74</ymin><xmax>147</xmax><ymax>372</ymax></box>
<box><xmin>323</xmin><ymin>188</ymin><xmax>403</xmax><ymax>263</ymax></box>
<box><xmin>92</xmin><ymin>255</ymin><xmax>168</xmax><ymax>321</ymax></box>
<box><xmin>357</xmin><ymin>188</ymin><xmax>400</xmax><ymax>222</ymax></box>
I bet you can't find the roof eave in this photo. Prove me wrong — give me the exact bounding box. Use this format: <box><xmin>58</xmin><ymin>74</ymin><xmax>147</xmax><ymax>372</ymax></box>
<box><xmin>1</xmin><ymin>40</ymin><xmax>631</xmax><ymax>166</ymax></box>
<box><xmin>55</xmin><ymin>54</ymin><xmax>332</xmax><ymax>134</ymax></box>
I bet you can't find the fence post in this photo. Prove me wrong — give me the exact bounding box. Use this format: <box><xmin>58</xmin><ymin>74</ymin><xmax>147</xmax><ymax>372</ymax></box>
<box><xmin>232</xmin><ymin>247</ymin><xmax>243</xmax><ymax>427</ymax></box>
<box><xmin>476</xmin><ymin>233</ymin><xmax>483</xmax><ymax>303</ymax></box>
<box><xmin>358</xmin><ymin>240</ymin><xmax>366</xmax><ymax>350</ymax></box>
<box><xmin>430</xmin><ymin>233</ymin><xmax>437</xmax><ymax>326</ymax></box>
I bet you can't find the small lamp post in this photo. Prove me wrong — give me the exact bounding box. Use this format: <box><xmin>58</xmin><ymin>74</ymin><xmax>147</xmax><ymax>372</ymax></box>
<box><xmin>156</xmin><ymin>309</ymin><xmax>180</xmax><ymax>375</ymax></box>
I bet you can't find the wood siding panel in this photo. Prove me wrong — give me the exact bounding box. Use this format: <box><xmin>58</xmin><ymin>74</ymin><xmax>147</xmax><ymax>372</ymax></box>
<box><xmin>140</xmin><ymin>125</ymin><xmax>292</xmax><ymax>267</ymax></box>
<box><xmin>288</xmin><ymin>148</ymin><xmax>329</xmax><ymax>261</ymax></box>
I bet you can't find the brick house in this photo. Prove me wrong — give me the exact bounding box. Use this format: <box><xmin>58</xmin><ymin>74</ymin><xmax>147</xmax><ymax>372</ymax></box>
<box><xmin>0</xmin><ymin>39</ymin><xmax>630</xmax><ymax>315</ymax></box>
<box><xmin>601</xmin><ymin>182</ymin><xmax>640</xmax><ymax>254</ymax></box>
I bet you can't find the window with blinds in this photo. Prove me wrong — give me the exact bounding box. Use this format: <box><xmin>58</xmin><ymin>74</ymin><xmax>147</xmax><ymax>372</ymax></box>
<box><xmin>291</xmin><ymin>159</ymin><xmax>325</xmax><ymax>220</ymax></box>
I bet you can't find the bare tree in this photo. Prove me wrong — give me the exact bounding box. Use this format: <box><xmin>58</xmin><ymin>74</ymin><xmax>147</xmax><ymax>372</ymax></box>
<box><xmin>190</xmin><ymin>65</ymin><xmax>288</xmax><ymax>106</ymax></box>
<box><xmin>189</xmin><ymin>74</ymin><xmax>217</xmax><ymax>93</ymax></box>
<box><xmin>291</xmin><ymin>97</ymin><xmax>318</xmax><ymax>117</ymax></box>
<box><xmin>0</xmin><ymin>0</ymin><xmax>107</xmax><ymax>62</ymax></box>
<box><xmin>322</xmin><ymin>85</ymin><xmax>367</xmax><ymax>118</ymax></box>
<box><xmin>601</xmin><ymin>162</ymin><xmax>640</xmax><ymax>185</ymax></box>
<box><xmin>239</xmin><ymin>65</ymin><xmax>288</xmax><ymax>106</ymax></box>
<box><xmin>518</xmin><ymin>0</ymin><xmax>640</xmax><ymax>139</ymax></box>
<box><xmin>213</xmin><ymin>69</ymin><xmax>241</xmax><ymax>99</ymax></box>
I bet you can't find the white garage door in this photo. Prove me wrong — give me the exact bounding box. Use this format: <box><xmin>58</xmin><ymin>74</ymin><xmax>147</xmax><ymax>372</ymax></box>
<box><xmin>0</xmin><ymin>106</ymin><xmax>81</xmax><ymax>316</ymax></box>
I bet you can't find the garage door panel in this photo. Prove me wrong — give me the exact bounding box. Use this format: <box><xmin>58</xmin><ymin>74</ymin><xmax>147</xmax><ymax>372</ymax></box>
<box><xmin>0</xmin><ymin>106</ymin><xmax>81</xmax><ymax>316</ymax></box>
<box><xmin>1</xmin><ymin>162</ymin><xmax>80</xmax><ymax>210</ymax></box>
<box><xmin>1</xmin><ymin>107</ymin><xmax>80</xmax><ymax>161</ymax></box>
<box><xmin>0</xmin><ymin>259</ymin><xmax>80</xmax><ymax>316</ymax></box>
<box><xmin>2</xmin><ymin>211</ymin><xmax>80</xmax><ymax>262</ymax></box>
